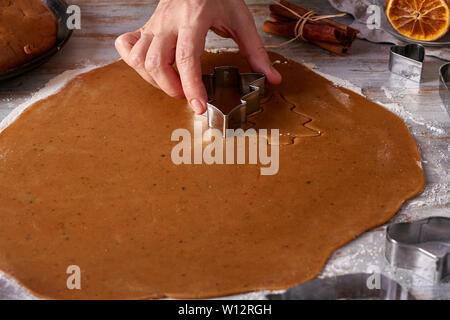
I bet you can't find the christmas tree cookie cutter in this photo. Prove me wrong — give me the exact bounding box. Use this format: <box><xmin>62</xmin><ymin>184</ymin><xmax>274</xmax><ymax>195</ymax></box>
<box><xmin>202</xmin><ymin>66</ymin><xmax>266</xmax><ymax>137</ymax></box>
<box><xmin>385</xmin><ymin>216</ymin><xmax>450</xmax><ymax>283</ymax></box>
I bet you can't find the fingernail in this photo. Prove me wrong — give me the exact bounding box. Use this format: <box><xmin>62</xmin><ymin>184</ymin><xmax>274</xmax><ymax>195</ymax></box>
<box><xmin>190</xmin><ymin>99</ymin><xmax>205</xmax><ymax>114</ymax></box>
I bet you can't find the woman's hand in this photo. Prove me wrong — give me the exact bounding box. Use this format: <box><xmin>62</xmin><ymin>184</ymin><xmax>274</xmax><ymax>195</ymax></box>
<box><xmin>115</xmin><ymin>0</ymin><xmax>282</xmax><ymax>114</ymax></box>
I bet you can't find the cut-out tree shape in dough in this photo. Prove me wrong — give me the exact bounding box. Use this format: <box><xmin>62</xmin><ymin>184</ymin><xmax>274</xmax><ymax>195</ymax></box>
<box><xmin>248</xmin><ymin>92</ymin><xmax>321</xmax><ymax>145</ymax></box>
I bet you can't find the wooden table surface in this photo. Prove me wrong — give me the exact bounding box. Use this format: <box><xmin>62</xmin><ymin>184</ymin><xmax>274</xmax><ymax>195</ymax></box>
<box><xmin>0</xmin><ymin>0</ymin><xmax>449</xmax><ymax>299</ymax></box>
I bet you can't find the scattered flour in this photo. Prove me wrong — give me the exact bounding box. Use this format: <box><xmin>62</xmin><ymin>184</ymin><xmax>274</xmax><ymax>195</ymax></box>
<box><xmin>381</xmin><ymin>87</ymin><xmax>446</xmax><ymax>136</ymax></box>
<box><xmin>0</xmin><ymin>65</ymin><xmax>98</xmax><ymax>134</ymax></box>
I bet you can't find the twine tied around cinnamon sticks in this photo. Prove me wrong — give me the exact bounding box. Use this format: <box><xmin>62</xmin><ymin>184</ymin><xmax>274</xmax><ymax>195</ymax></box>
<box><xmin>263</xmin><ymin>0</ymin><xmax>359</xmax><ymax>55</ymax></box>
<box><xmin>265</xmin><ymin>0</ymin><xmax>347</xmax><ymax>49</ymax></box>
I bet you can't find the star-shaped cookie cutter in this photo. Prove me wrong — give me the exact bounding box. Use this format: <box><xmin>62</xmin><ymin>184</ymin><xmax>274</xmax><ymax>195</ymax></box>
<box><xmin>202</xmin><ymin>66</ymin><xmax>266</xmax><ymax>137</ymax></box>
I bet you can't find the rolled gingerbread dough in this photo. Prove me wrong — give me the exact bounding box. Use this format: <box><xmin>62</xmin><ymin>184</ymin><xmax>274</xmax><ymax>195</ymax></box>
<box><xmin>0</xmin><ymin>51</ymin><xmax>424</xmax><ymax>299</ymax></box>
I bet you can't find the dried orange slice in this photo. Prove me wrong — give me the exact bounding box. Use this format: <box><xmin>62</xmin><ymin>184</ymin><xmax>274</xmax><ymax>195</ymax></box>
<box><xmin>386</xmin><ymin>0</ymin><xmax>450</xmax><ymax>41</ymax></box>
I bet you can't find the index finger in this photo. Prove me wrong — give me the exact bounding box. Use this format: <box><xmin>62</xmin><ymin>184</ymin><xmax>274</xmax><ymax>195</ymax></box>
<box><xmin>176</xmin><ymin>26</ymin><xmax>209</xmax><ymax>114</ymax></box>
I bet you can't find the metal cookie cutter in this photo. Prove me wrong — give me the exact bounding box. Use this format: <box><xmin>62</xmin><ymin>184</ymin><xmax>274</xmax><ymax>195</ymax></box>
<box><xmin>389</xmin><ymin>44</ymin><xmax>425</xmax><ymax>82</ymax></box>
<box><xmin>267</xmin><ymin>273</ymin><xmax>415</xmax><ymax>300</ymax></box>
<box><xmin>439</xmin><ymin>63</ymin><xmax>450</xmax><ymax>114</ymax></box>
<box><xmin>202</xmin><ymin>67</ymin><xmax>266</xmax><ymax>137</ymax></box>
<box><xmin>385</xmin><ymin>217</ymin><xmax>450</xmax><ymax>282</ymax></box>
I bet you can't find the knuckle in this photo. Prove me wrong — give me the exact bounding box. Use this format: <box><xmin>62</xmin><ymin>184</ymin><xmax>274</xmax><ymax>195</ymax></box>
<box><xmin>139</xmin><ymin>25</ymin><xmax>151</xmax><ymax>35</ymax></box>
<box><xmin>255</xmin><ymin>45</ymin><xmax>267</xmax><ymax>55</ymax></box>
<box><xmin>185</xmin><ymin>86</ymin><xmax>202</xmax><ymax>98</ymax></box>
<box><xmin>177</xmin><ymin>46</ymin><xmax>195</xmax><ymax>65</ymax></box>
<box><xmin>114</xmin><ymin>35</ymin><xmax>125</xmax><ymax>48</ymax></box>
<box><xmin>181</xmin><ymin>82</ymin><xmax>202</xmax><ymax>99</ymax></box>
<box><xmin>242</xmin><ymin>45</ymin><xmax>266</xmax><ymax>60</ymax></box>
<box><xmin>127</xmin><ymin>54</ymin><xmax>142</xmax><ymax>68</ymax></box>
<box><xmin>145</xmin><ymin>54</ymin><xmax>162</xmax><ymax>73</ymax></box>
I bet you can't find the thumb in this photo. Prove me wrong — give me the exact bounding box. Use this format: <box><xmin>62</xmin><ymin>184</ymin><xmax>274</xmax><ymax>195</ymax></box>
<box><xmin>243</xmin><ymin>46</ymin><xmax>282</xmax><ymax>85</ymax></box>
<box><xmin>234</xmin><ymin>14</ymin><xmax>282</xmax><ymax>85</ymax></box>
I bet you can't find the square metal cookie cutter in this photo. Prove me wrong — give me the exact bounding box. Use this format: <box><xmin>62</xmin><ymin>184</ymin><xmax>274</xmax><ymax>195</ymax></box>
<box><xmin>385</xmin><ymin>217</ymin><xmax>450</xmax><ymax>283</ymax></box>
<box><xmin>389</xmin><ymin>44</ymin><xmax>425</xmax><ymax>82</ymax></box>
<box><xmin>202</xmin><ymin>66</ymin><xmax>266</xmax><ymax>137</ymax></box>
<box><xmin>439</xmin><ymin>63</ymin><xmax>450</xmax><ymax>114</ymax></box>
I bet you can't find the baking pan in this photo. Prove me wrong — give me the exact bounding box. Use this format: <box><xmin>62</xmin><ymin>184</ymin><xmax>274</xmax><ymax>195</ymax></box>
<box><xmin>0</xmin><ymin>0</ymin><xmax>73</xmax><ymax>81</ymax></box>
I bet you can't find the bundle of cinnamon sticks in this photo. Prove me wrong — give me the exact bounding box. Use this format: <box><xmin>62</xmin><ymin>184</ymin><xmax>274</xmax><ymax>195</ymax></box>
<box><xmin>263</xmin><ymin>0</ymin><xmax>359</xmax><ymax>55</ymax></box>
